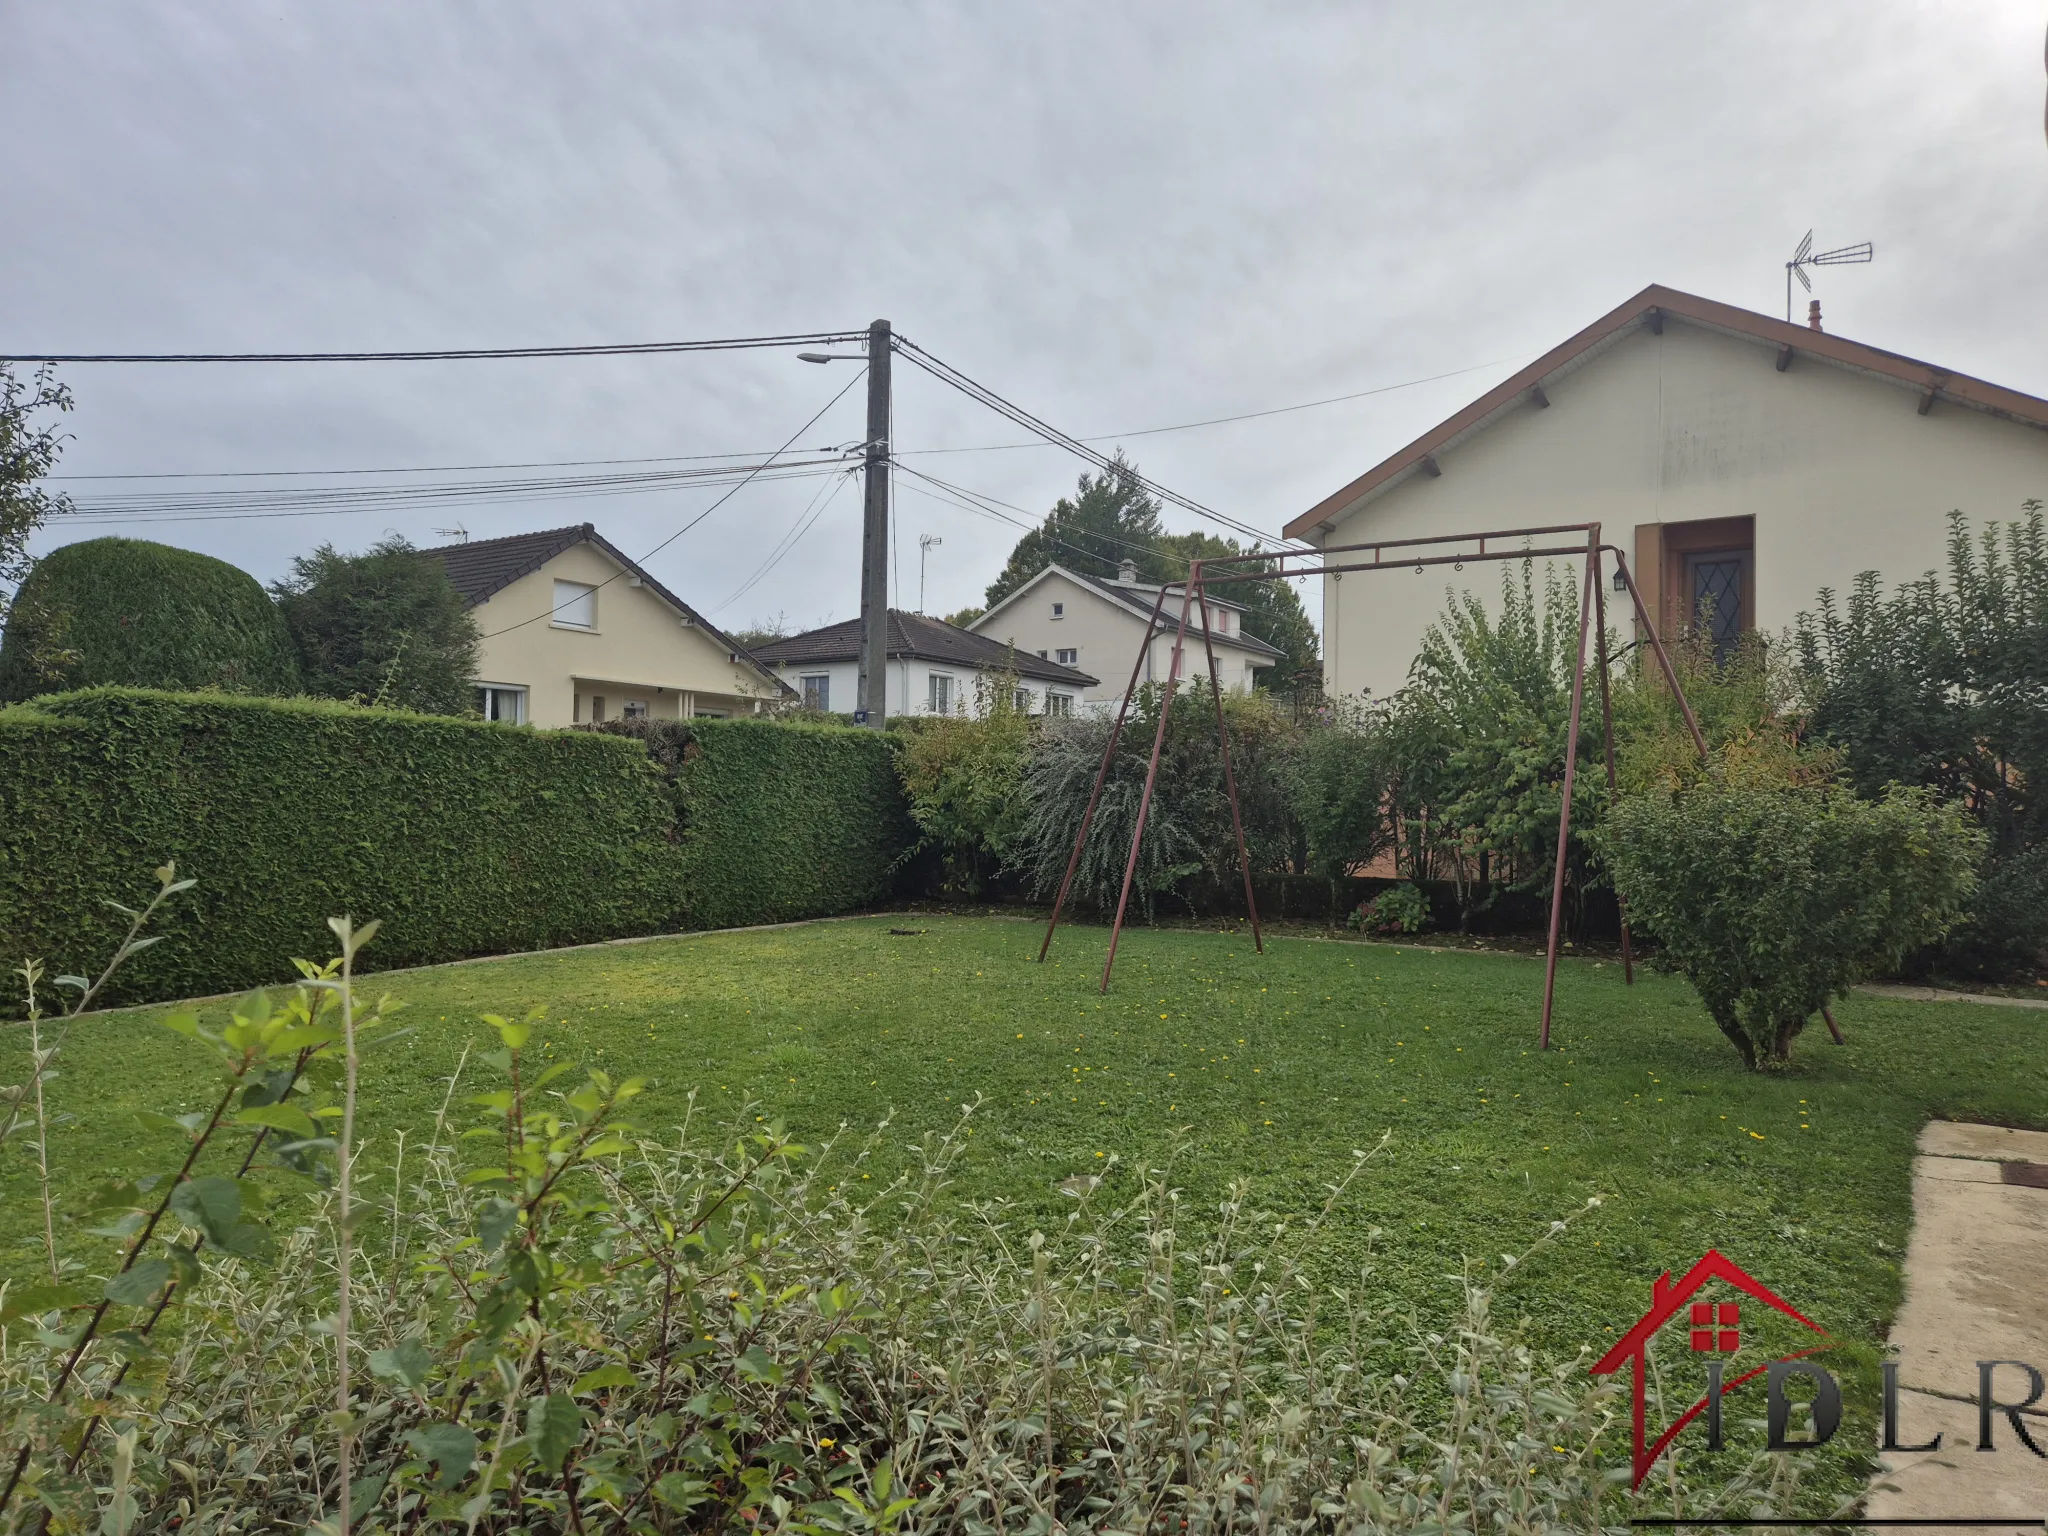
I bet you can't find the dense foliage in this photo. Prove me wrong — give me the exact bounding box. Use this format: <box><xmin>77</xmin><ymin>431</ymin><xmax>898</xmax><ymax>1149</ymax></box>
<box><xmin>272</xmin><ymin>536</ymin><xmax>481</xmax><ymax>714</ymax></box>
<box><xmin>0</xmin><ymin>538</ymin><xmax>302</xmax><ymax>702</ymax></box>
<box><xmin>592</xmin><ymin>716</ymin><xmax>914</xmax><ymax>930</ymax></box>
<box><xmin>1015</xmin><ymin>685</ymin><xmax>1298</xmax><ymax>917</ymax></box>
<box><xmin>0</xmin><ymin>693</ymin><xmax>915</xmax><ymax>1008</ymax></box>
<box><xmin>1797</xmin><ymin>505</ymin><xmax>2048</xmax><ymax>975</ymax></box>
<box><xmin>0</xmin><ymin>365</ymin><xmax>74</xmax><ymax>625</ymax></box>
<box><xmin>0</xmin><ymin>909</ymin><xmax>1624</xmax><ymax>1535</ymax></box>
<box><xmin>894</xmin><ymin>677</ymin><xmax>1034</xmax><ymax>893</ymax></box>
<box><xmin>1599</xmin><ymin>776</ymin><xmax>1982</xmax><ymax>1067</ymax></box>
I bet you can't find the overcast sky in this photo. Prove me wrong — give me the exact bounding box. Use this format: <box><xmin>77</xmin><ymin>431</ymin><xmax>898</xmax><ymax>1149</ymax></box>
<box><xmin>5</xmin><ymin>2</ymin><xmax>2044</xmax><ymax>636</ymax></box>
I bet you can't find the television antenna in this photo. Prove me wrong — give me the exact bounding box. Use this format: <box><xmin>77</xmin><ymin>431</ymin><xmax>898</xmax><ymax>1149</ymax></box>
<box><xmin>433</xmin><ymin>524</ymin><xmax>469</xmax><ymax>544</ymax></box>
<box><xmin>918</xmin><ymin>533</ymin><xmax>942</xmax><ymax>613</ymax></box>
<box><xmin>1785</xmin><ymin>230</ymin><xmax>1874</xmax><ymax>321</ymax></box>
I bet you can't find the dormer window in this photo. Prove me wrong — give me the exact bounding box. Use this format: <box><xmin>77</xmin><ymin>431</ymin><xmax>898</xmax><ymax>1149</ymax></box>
<box><xmin>1051</xmin><ymin>602</ymin><xmax>1065</xmax><ymax>619</ymax></box>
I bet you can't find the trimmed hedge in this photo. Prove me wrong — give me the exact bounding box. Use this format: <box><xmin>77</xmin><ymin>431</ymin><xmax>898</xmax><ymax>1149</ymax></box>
<box><xmin>0</xmin><ymin>691</ymin><xmax>913</xmax><ymax>1008</ymax></box>
<box><xmin>588</xmin><ymin>716</ymin><xmax>915</xmax><ymax>930</ymax></box>
<box><xmin>0</xmin><ymin>538</ymin><xmax>301</xmax><ymax>701</ymax></box>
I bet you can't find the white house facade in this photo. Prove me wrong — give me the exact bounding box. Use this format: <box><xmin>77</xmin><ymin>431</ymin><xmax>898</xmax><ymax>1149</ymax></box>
<box><xmin>431</xmin><ymin>524</ymin><xmax>792</xmax><ymax>728</ymax></box>
<box><xmin>969</xmin><ymin>560</ymin><xmax>1283</xmax><ymax>707</ymax></box>
<box><xmin>749</xmin><ymin>609</ymin><xmax>1098</xmax><ymax>719</ymax></box>
<box><xmin>1285</xmin><ymin>285</ymin><xmax>2048</xmax><ymax>701</ymax></box>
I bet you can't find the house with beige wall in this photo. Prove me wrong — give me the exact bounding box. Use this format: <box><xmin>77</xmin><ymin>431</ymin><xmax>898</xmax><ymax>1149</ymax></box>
<box><xmin>430</xmin><ymin>524</ymin><xmax>791</xmax><ymax>727</ymax></box>
<box><xmin>1284</xmin><ymin>285</ymin><xmax>2048</xmax><ymax>700</ymax></box>
<box><xmin>750</xmin><ymin>608</ymin><xmax>1097</xmax><ymax>718</ymax></box>
<box><xmin>968</xmin><ymin>560</ymin><xmax>1281</xmax><ymax>707</ymax></box>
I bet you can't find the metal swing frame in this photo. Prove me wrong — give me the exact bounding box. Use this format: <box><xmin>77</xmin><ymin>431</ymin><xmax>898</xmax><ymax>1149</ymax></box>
<box><xmin>1038</xmin><ymin>520</ymin><xmax>1734</xmax><ymax>1049</ymax></box>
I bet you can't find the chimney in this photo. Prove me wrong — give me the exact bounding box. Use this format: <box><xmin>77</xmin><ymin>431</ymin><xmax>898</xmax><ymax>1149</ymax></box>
<box><xmin>1807</xmin><ymin>299</ymin><xmax>1823</xmax><ymax>333</ymax></box>
<box><xmin>1117</xmin><ymin>558</ymin><xmax>1137</xmax><ymax>584</ymax></box>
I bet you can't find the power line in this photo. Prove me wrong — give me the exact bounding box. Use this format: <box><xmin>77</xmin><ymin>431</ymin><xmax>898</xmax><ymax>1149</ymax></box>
<box><xmin>892</xmin><ymin>335</ymin><xmax>1305</xmax><ymax>551</ymax></box>
<box><xmin>477</xmin><ymin>366</ymin><xmax>868</xmax><ymax>640</ymax></box>
<box><xmin>711</xmin><ymin>467</ymin><xmax>857</xmax><ymax>614</ymax></box>
<box><xmin>1</xmin><ymin>329</ymin><xmax>867</xmax><ymax>365</ymax></box>
<box><xmin>47</xmin><ymin>446</ymin><xmax>861</xmax><ymax>481</ymax></box>
<box><xmin>900</xmin><ymin>356</ymin><xmax>1521</xmax><ymax>456</ymax></box>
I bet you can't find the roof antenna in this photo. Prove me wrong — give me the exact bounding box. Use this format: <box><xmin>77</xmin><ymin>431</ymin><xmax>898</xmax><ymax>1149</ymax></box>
<box><xmin>1785</xmin><ymin>231</ymin><xmax>1874</xmax><ymax>323</ymax></box>
<box><xmin>434</xmin><ymin>524</ymin><xmax>469</xmax><ymax>544</ymax></box>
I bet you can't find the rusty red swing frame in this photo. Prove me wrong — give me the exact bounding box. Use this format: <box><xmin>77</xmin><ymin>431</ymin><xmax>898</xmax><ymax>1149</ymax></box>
<box><xmin>1036</xmin><ymin>519</ymin><xmax>1793</xmax><ymax>1051</ymax></box>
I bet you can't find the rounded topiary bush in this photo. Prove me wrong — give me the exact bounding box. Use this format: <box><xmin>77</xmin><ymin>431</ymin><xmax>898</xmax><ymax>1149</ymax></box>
<box><xmin>0</xmin><ymin>537</ymin><xmax>301</xmax><ymax>701</ymax></box>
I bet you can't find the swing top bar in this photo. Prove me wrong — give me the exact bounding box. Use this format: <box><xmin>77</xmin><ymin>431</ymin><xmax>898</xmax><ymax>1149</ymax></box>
<box><xmin>1193</xmin><ymin>522</ymin><xmax>1601</xmax><ymax>571</ymax></box>
<box><xmin>1185</xmin><ymin>541</ymin><xmax>1618</xmax><ymax>584</ymax></box>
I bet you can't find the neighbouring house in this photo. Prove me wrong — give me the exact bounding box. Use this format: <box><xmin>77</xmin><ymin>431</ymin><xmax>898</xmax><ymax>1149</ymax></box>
<box><xmin>1285</xmin><ymin>284</ymin><xmax>2048</xmax><ymax>700</ymax></box>
<box><xmin>967</xmin><ymin>559</ymin><xmax>1282</xmax><ymax>707</ymax></box>
<box><xmin>749</xmin><ymin>609</ymin><xmax>1098</xmax><ymax>718</ymax></box>
<box><xmin>429</xmin><ymin>523</ymin><xmax>792</xmax><ymax>727</ymax></box>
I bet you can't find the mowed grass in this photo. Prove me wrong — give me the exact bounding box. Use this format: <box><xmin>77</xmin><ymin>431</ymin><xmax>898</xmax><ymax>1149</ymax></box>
<box><xmin>4</xmin><ymin>914</ymin><xmax>2043</xmax><ymax>1378</ymax></box>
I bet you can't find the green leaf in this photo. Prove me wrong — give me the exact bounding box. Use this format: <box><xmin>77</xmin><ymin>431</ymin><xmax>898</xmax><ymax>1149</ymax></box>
<box><xmin>168</xmin><ymin>1176</ymin><xmax>265</xmax><ymax>1255</ymax></box>
<box><xmin>367</xmin><ymin>1337</ymin><xmax>433</xmax><ymax>1389</ymax></box>
<box><xmin>652</xmin><ymin>1472</ymin><xmax>708</xmax><ymax>1514</ymax></box>
<box><xmin>161</xmin><ymin>1012</ymin><xmax>202</xmax><ymax>1038</ymax></box>
<box><xmin>403</xmin><ymin>1423</ymin><xmax>478</xmax><ymax>1491</ymax></box>
<box><xmin>234</xmin><ymin>1102</ymin><xmax>317</xmax><ymax>1138</ymax></box>
<box><xmin>477</xmin><ymin>1197</ymin><xmax>518</xmax><ymax>1253</ymax></box>
<box><xmin>1</xmin><ymin>1282</ymin><xmax>88</xmax><ymax>1322</ymax></box>
<box><xmin>524</xmin><ymin>1393</ymin><xmax>583</xmax><ymax>1474</ymax></box>
<box><xmin>570</xmin><ymin>1363</ymin><xmax>635</xmax><ymax>1395</ymax></box>
<box><xmin>104</xmin><ymin>1259</ymin><xmax>171</xmax><ymax>1306</ymax></box>
<box><xmin>135</xmin><ymin>1110</ymin><xmax>194</xmax><ymax>1137</ymax></box>
<box><xmin>735</xmin><ymin>1345</ymin><xmax>785</xmax><ymax>1385</ymax></box>
<box><xmin>482</xmin><ymin>1013</ymin><xmax>531</xmax><ymax>1052</ymax></box>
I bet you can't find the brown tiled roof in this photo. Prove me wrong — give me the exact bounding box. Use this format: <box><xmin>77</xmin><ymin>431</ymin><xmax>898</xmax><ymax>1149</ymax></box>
<box><xmin>751</xmin><ymin>610</ymin><xmax>1099</xmax><ymax>687</ymax></box>
<box><xmin>423</xmin><ymin>523</ymin><xmax>791</xmax><ymax>696</ymax></box>
<box><xmin>1285</xmin><ymin>284</ymin><xmax>2048</xmax><ymax>541</ymax></box>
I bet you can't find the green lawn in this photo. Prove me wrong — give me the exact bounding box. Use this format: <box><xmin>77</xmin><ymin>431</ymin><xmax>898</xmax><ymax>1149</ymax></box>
<box><xmin>4</xmin><ymin>914</ymin><xmax>2042</xmax><ymax>1491</ymax></box>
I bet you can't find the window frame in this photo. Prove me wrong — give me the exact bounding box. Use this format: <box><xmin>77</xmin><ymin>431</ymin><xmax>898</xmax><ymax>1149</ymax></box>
<box><xmin>477</xmin><ymin>683</ymin><xmax>528</xmax><ymax>724</ymax></box>
<box><xmin>799</xmin><ymin>672</ymin><xmax>832</xmax><ymax>711</ymax></box>
<box><xmin>1055</xmin><ymin>647</ymin><xmax>1078</xmax><ymax>666</ymax></box>
<box><xmin>551</xmin><ymin>579</ymin><xmax>598</xmax><ymax>631</ymax></box>
<box><xmin>926</xmin><ymin>672</ymin><xmax>955</xmax><ymax>715</ymax></box>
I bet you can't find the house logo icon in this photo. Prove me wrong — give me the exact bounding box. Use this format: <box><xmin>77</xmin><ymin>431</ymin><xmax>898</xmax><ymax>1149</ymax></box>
<box><xmin>1590</xmin><ymin>1248</ymin><xmax>1831</xmax><ymax>1489</ymax></box>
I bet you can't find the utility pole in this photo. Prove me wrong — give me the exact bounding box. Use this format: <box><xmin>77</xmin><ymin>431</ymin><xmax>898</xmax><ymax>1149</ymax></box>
<box><xmin>857</xmin><ymin>318</ymin><xmax>892</xmax><ymax>727</ymax></box>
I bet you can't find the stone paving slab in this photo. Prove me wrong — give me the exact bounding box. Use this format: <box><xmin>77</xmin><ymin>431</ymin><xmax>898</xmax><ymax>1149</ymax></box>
<box><xmin>1869</xmin><ymin>1123</ymin><xmax>2048</xmax><ymax>1523</ymax></box>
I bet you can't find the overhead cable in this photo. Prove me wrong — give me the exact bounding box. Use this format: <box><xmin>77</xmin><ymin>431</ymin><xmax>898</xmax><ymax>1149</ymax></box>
<box><xmin>0</xmin><ymin>330</ymin><xmax>867</xmax><ymax>365</ymax></box>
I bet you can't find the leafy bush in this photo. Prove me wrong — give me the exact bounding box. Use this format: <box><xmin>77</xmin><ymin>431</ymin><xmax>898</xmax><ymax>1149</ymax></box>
<box><xmin>1015</xmin><ymin>685</ymin><xmax>1297</xmax><ymax>917</ymax></box>
<box><xmin>1796</xmin><ymin>504</ymin><xmax>2048</xmax><ymax>975</ymax></box>
<box><xmin>894</xmin><ymin>676</ymin><xmax>1033</xmax><ymax>893</ymax></box>
<box><xmin>1349</xmin><ymin>882</ymin><xmax>1431</xmax><ymax>936</ymax></box>
<box><xmin>271</xmin><ymin>535</ymin><xmax>480</xmax><ymax>714</ymax></box>
<box><xmin>590</xmin><ymin>714</ymin><xmax>914</xmax><ymax>930</ymax></box>
<box><xmin>0</xmin><ymin>364</ymin><xmax>75</xmax><ymax>623</ymax></box>
<box><xmin>0</xmin><ymin>911</ymin><xmax>1625</xmax><ymax>1535</ymax></box>
<box><xmin>0</xmin><ymin>537</ymin><xmax>301</xmax><ymax>702</ymax></box>
<box><xmin>0</xmin><ymin>693</ymin><xmax>915</xmax><ymax>1009</ymax></box>
<box><xmin>1598</xmin><ymin>777</ymin><xmax>1982</xmax><ymax>1068</ymax></box>
<box><xmin>1291</xmin><ymin>696</ymin><xmax>1396</xmax><ymax>886</ymax></box>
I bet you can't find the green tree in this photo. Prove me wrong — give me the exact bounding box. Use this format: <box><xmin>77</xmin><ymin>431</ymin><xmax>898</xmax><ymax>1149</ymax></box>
<box><xmin>982</xmin><ymin>453</ymin><xmax>1172</xmax><ymax>607</ymax></box>
<box><xmin>0</xmin><ymin>538</ymin><xmax>301</xmax><ymax>701</ymax></box>
<box><xmin>0</xmin><ymin>365</ymin><xmax>75</xmax><ymax>620</ymax></box>
<box><xmin>1795</xmin><ymin>504</ymin><xmax>2048</xmax><ymax>974</ymax></box>
<box><xmin>272</xmin><ymin>536</ymin><xmax>481</xmax><ymax>714</ymax></box>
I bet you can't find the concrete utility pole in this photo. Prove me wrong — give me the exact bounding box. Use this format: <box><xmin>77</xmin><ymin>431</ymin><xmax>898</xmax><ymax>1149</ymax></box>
<box><xmin>857</xmin><ymin>318</ymin><xmax>892</xmax><ymax>727</ymax></box>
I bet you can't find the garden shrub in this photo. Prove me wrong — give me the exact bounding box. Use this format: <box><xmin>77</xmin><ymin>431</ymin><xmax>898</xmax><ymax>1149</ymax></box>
<box><xmin>894</xmin><ymin>676</ymin><xmax>1033</xmax><ymax>893</ymax></box>
<box><xmin>1291</xmin><ymin>695</ymin><xmax>1396</xmax><ymax>885</ymax></box>
<box><xmin>271</xmin><ymin>535</ymin><xmax>480</xmax><ymax>715</ymax></box>
<box><xmin>0</xmin><ymin>694</ymin><xmax>915</xmax><ymax>1008</ymax></box>
<box><xmin>1349</xmin><ymin>881</ymin><xmax>1431</xmax><ymax>936</ymax></box>
<box><xmin>1796</xmin><ymin>504</ymin><xmax>2048</xmax><ymax>976</ymax></box>
<box><xmin>1598</xmin><ymin>776</ymin><xmax>1982</xmax><ymax>1068</ymax></box>
<box><xmin>0</xmin><ymin>912</ymin><xmax>1625</xmax><ymax>1535</ymax></box>
<box><xmin>1015</xmin><ymin>684</ymin><xmax>1297</xmax><ymax>917</ymax></box>
<box><xmin>0</xmin><ymin>537</ymin><xmax>301</xmax><ymax>702</ymax></box>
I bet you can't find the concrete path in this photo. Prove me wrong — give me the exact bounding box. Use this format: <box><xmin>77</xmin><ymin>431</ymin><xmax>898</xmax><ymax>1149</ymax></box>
<box><xmin>1869</xmin><ymin>1122</ymin><xmax>2048</xmax><ymax>1523</ymax></box>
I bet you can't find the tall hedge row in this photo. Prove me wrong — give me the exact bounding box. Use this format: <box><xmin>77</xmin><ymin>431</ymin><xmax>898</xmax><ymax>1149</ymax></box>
<box><xmin>0</xmin><ymin>690</ymin><xmax>912</xmax><ymax>1008</ymax></box>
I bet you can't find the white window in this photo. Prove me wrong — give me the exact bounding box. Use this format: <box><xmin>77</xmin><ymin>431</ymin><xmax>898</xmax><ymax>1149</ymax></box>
<box><xmin>1037</xmin><ymin>649</ymin><xmax>1048</xmax><ymax>659</ymax></box>
<box><xmin>1045</xmin><ymin>692</ymin><xmax>1073</xmax><ymax>716</ymax></box>
<box><xmin>552</xmin><ymin>579</ymin><xmax>597</xmax><ymax>630</ymax></box>
<box><xmin>623</xmin><ymin>699</ymin><xmax>649</xmax><ymax>720</ymax></box>
<box><xmin>927</xmin><ymin>673</ymin><xmax>954</xmax><ymax>714</ymax></box>
<box><xmin>477</xmin><ymin>684</ymin><xmax>527</xmax><ymax>724</ymax></box>
<box><xmin>1055</xmin><ymin>647</ymin><xmax>1078</xmax><ymax>665</ymax></box>
<box><xmin>800</xmin><ymin>673</ymin><xmax>831</xmax><ymax>711</ymax></box>
<box><xmin>1013</xmin><ymin>687</ymin><xmax>1032</xmax><ymax>711</ymax></box>
<box><xmin>589</xmin><ymin>694</ymin><xmax>607</xmax><ymax>722</ymax></box>
<box><xmin>1218</xmin><ymin>610</ymin><xmax>1233</xmax><ymax>635</ymax></box>
<box><xmin>1050</xmin><ymin>602</ymin><xmax>1064</xmax><ymax>618</ymax></box>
